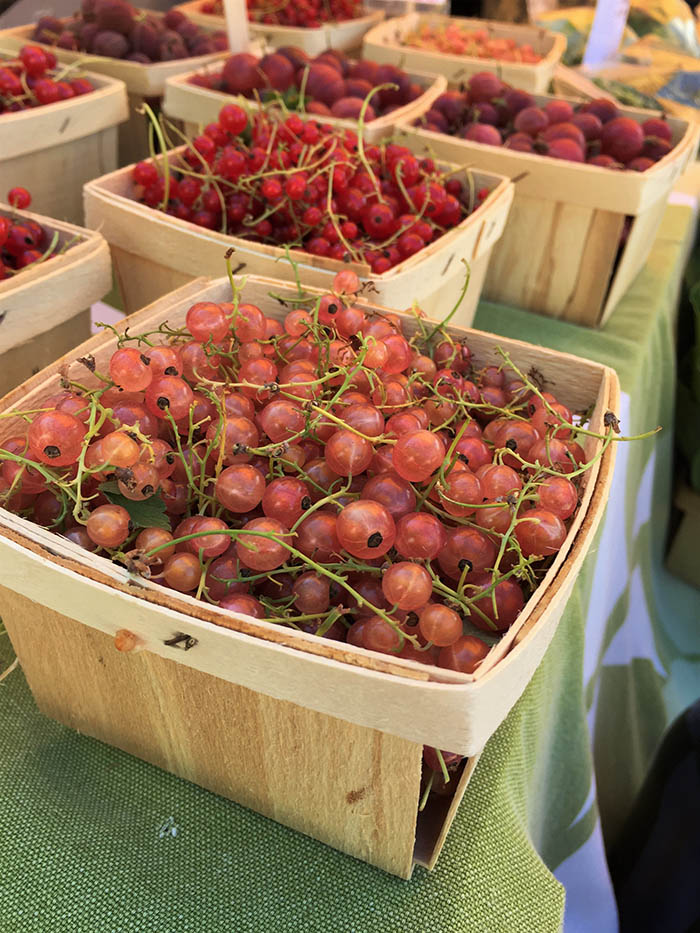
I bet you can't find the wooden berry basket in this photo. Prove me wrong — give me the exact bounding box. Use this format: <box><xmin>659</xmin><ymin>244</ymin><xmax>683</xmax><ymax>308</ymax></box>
<box><xmin>362</xmin><ymin>14</ymin><xmax>566</xmax><ymax>94</ymax></box>
<box><xmin>0</xmin><ymin>205</ymin><xmax>111</xmax><ymax>394</ymax></box>
<box><xmin>174</xmin><ymin>1</ymin><xmax>384</xmax><ymax>55</ymax></box>
<box><xmin>83</xmin><ymin>150</ymin><xmax>513</xmax><ymax>323</ymax></box>
<box><xmin>0</xmin><ymin>65</ymin><xmax>127</xmax><ymax>225</ymax></box>
<box><xmin>163</xmin><ymin>63</ymin><xmax>446</xmax><ymax>145</ymax></box>
<box><xmin>395</xmin><ymin>98</ymin><xmax>700</xmax><ymax>328</ymax></box>
<box><xmin>0</xmin><ymin>18</ymin><xmax>228</xmax><ymax>166</ymax></box>
<box><xmin>0</xmin><ymin>273</ymin><xmax>618</xmax><ymax>877</ymax></box>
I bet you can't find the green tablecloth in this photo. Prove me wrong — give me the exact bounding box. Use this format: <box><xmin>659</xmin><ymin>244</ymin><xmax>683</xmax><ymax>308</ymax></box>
<box><xmin>1</xmin><ymin>205</ymin><xmax>699</xmax><ymax>933</ymax></box>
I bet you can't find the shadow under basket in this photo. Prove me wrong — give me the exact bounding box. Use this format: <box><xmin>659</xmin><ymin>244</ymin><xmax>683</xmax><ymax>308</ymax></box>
<box><xmin>667</xmin><ymin>485</ymin><xmax>700</xmax><ymax>589</ymax></box>
<box><xmin>0</xmin><ymin>274</ymin><xmax>618</xmax><ymax>877</ymax></box>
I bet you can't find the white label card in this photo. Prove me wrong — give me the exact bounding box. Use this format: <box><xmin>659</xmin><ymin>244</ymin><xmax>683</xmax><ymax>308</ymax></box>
<box><xmin>583</xmin><ymin>0</ymin><xmax>631</xmax><ymax>66</ymax></box>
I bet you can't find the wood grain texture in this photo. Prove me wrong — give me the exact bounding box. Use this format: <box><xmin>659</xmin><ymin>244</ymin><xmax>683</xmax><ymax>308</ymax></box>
<box><xmin>174</xmin><ymin>1</ymin><xmax>384</xmax><ymax>54</ymax></box>
<box><xmin>0</xmin><ymin>310</ymin><xmax>91</xmax><ymax>396</ymax></box>
<box><xmin>483</xmin><ymin>194</ymin><xmax>626</xmax><ymax>325</ymax></box>
<box><xmin>362</xmin><ymin>13</ymin><xmax>565</xmax><ymax>93</ymax></box>
<box><xmin>2</xmin><ymin>589</ymin><xmax>421</xmax><ymax>878</ymax></box>
<box><xmin>163</xmin><ymin>66</ymin><xmax>446</xmax><ymax>145</ymax></box>
<box><xmin>600</xmin><ymin>196</ymin><xmax>670</xmax><ymax>326</ymax></box>
<box><xmin>0</xmin><ymin>274</ymin><xmax>617</xmax><ymax>760</ymax></box>
<box><xmin>0</xmin><ymin>205</ymin><xmax>111</xmax><ymax>354</ymax></box>
<box><xmin>83</xmin><ymin>151</ymin><xmax>513</xmax><ymax>319</ymax></box>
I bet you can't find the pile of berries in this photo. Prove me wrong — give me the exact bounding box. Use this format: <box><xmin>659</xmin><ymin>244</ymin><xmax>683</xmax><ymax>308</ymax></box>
<box><xmin>417</xmin><ymin>73</ymin><xmax>675</xmax><ymax>170</ymax></box>
<box><xmin>131</xmin><ymin>105</ymin><xmax>488</xmax><ymax>274</ymax></box>
<box><xmin>402</xmin><ymin>23</ymin><xmax>542</xmax><ymax>63</ymax></box>
<box><xmin>190</xmin><ymin>48</ymin><xmax>425</xmax><ymax>123</ymax></box>
<box><xmin>200</xmin><ymin>0</ymin><xmax>365</xmax><ymax>28</ymax></box>
<box><xmin>1</xmin><ymin>188</ymin><xmax>60</xmax><ymax>280</ymax></box>
<box><xmin>0</xmin><ymin>267</ymin><xmax>602</xmax><ymax>679</ymax></box>
<box><xmin>1</xmin><ymin>45</ymin><xmax>94</xmax><ymax>113</ymax></box>
<box><xmin>31</xmin><ymin>0</ymin><xmax>227</xmax><ymax>62</ymax></box>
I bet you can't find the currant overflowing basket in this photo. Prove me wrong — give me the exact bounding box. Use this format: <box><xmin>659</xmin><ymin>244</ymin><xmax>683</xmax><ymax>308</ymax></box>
<box><xmin>174</xmin><ymin>0</ymin><xmax>384</xmax><ymax>56</ymax></box>
<box><xmin>0</xmin><ymin>269</ymin><xmax>618</xmax><ymax>876</ymax></box>
<box><xmin>83</xmin><ymin>105</ymin><xmax>514</xmax><ymax>323</ymax></box>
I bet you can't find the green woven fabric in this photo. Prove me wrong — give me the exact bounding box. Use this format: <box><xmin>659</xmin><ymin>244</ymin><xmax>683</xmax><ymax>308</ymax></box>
<box><xmin>1</xmin><ymin>205</ymin><xmax>698</xmax><ymax>933</ymax></box>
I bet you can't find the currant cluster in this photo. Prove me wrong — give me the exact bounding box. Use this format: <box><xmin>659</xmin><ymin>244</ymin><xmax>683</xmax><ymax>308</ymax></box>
<box><xmin>403</xmin><ymin>23</ymin><xmax>542</xmax><ymax>63</ymax></box>
<box><xmin>31</xmin><ymin>1</ymin><xmax>227</xmax><ymax>62</ymax></box>
<box><xmin>0</xmin><ymin>45</ymin><xmax>95</xmax><ymax>114</ymax></box>
<box><xmin>1</xmin><ymin>188</ymin><xmax>62</xmax><ymax>281</ymax></box>
<box><xmin>131</xmin><ymin>105</ymin><xmax>487</xmax><ymax>274</ymax></box>
<box><xmin>199</xmin><ymin>0</ymin><xmax>365</xmax><ymax>28</ymax></box>
<box><xmin>191</xmin><ymin>48</ymin><xmax>424</xmax><ymax>123</ymax></box>
<box><xmin>0</xmin><ymin>264</ymin><xmax>601</xmax><ymax>687</ymax></box>
<box><xmin>418</xmin><ymin>73</ymin><xmax>675</xmax><ymax>170</ymax></box>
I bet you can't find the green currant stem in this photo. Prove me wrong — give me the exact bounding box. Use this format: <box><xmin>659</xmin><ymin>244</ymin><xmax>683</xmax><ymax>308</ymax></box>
<box><xmin>418</xmin><ymin>770</ymin><xmax>434</xmax><ymax>811</ymax></box>
<box><xmin>435</xmin><ymin>749</ymin><xmax>451</xmax><ymax>784</ymax></box>
<box><xmin>425</xmin><ymin>260</ymin><xmax>471</xmax><ymax>342</ymax></box>
<box><xmin>142</xmin><ymin>528</ymin><xmax>418</xmax><ymax>647</ymax></box>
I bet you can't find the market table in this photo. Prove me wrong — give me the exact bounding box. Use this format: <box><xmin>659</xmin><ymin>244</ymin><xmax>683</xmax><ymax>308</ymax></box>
<box><xmin>1</xmin><ymin>203</ymin><xmax>699</xmax><ymax>933</ymax></box>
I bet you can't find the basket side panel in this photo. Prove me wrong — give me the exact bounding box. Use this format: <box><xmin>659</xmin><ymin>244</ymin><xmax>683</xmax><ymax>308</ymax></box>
<box><xmin>600</xmin><ymin>196</ymin><xmax>669</xmax><ymax>326</ymax></box>
<box><xmin>2</xmin><ymin>588</ymin><xmax>421</xmax><ymax>879</ymax></box>
<box><xmin>0</xmin><ymin>127</ymin><xmax>119</xmax><ymax>226</ymax></box>
<box><xmin>111</xmin><ymin>245</ymin><xmax>195</xmax><ymax>314</ymax></box>
<box><xmin>0</xmin><ymin>310</ymin><xmax>91</xmax><ymax>397</ymax></box>
<box><xmin>483</xmin><ymin>193</ymin><xmax>624</xmax><ymax>323</ymax></box>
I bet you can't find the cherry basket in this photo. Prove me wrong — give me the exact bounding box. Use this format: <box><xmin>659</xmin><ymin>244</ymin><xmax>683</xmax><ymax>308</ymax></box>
<box><xmin>162</xmin><ymin>62</ymin><xmax>446</xmax><ymax>145</ymax></box>
<box><xmin>394</xmin><ymin>96</ymin><xmax>699</xmax><ymax>328</ymax></box>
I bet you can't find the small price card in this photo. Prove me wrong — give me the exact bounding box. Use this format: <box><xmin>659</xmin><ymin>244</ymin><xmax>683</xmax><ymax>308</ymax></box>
<box><xmin>583</xmin><ymin>0</ymin><xmax>630</xmax><ymax>66</ymax></box>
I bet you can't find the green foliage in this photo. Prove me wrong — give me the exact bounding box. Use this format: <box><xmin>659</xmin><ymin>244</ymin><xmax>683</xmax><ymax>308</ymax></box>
<box><xmin>99</xmin><ymin>481</ymin><xmax>170</xmax><ymax>531</ymax></box>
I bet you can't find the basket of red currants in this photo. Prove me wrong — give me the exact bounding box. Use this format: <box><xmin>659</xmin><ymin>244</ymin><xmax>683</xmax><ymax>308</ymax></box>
<box><xmin>83</xmin><ymin>101</ymin><xmax>514</xmax><ymax>322</ymax></box>
<box><xmin>173</xmin><ymin>0</ymin><xmax>384</xmax><ymax>56</ymax></box>
<box><xmin>0</xmin><ymin>266</ymin><xmax>619</xmax><ymax>753</ymax></box>
<box><xmin>0</xmin><ymin>188</ymin><xmax>111</xmax><ymax>393</ymax></box>
<box><xmin>0</xmin><ymin>268</ymin><xmax>620</xmax><ymax>872</ymax></box>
